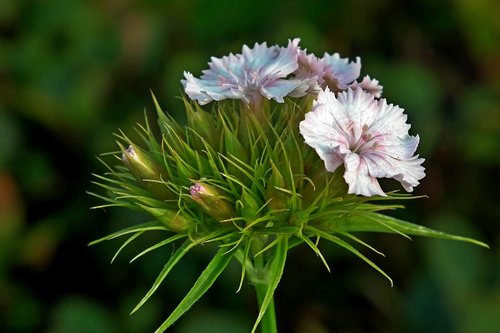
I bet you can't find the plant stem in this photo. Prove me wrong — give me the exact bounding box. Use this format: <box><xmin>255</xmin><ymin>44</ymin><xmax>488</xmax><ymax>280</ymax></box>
<box><xmin>254</xmin><ymin>281</ymin><xmax>278</xmax><ymax>333</ymax></box>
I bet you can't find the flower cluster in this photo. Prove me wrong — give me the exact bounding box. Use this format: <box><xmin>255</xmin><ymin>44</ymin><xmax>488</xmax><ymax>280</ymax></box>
<box><xmin>184</xmin><ymin>38</ymin><xmax>420</xmax><ymax>196</ymax></box>
<box><xmin>91</xmin><ymin>38</ymin><xmax>486</xmax><ymax>333</ymax></box>
<box><xmin>183</xmin><ymin>38</ymin><xmax>383</xmax><ymax>108</ymax></box>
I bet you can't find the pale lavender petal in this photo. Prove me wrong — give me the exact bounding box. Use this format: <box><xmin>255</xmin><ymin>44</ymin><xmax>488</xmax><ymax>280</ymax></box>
<box><xmin>288</xmin><ymin>77</ymin><xmax>320</xmax><ymax>98</ymax></box>
<box><xmin>261</xmin><ymin>79</ymin><xmax>301</xmax><ymax>102</ymax></box>
<box><xmin>183</xmin><ymin>71</ymin><xmax>243</xmax><ymax>105</ymax></box>
<box><xmin>295</xmin><ymin>49</ymin><xmax>325</xmax><ymax>84</ymax></box>
<box><xmin>322</xmin><ymin>53</ymin><xmax>361</xmax><ymax>89</ymax></box>
<box><xmin>243</xmin><ymin>38</ymin><xmax>299</xmax><ymax>83</ymax></box>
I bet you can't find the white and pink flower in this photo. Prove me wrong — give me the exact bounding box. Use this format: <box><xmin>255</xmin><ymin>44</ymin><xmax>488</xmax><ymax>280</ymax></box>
<box><xmin>299</xmin><ymin>88</ymin><xmax>425</xmax><ymax>196</ymax></box>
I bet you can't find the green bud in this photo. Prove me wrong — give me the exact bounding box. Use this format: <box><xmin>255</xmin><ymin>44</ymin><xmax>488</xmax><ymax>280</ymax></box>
<box><xmin>184</xmin><ymin>99</ymin><xmax>218</xmax><ymax>149</ymax></box>
<box><xmin>240</xmin><ymin>188</ymin><xmax>261</xmax><ymax>221</ymax></box>
<box><xmin>138</xmin><ymin>205</ymin><xmax>193</xmax><ymax>233</ymax></box>
<box><xmin>223</xmin><ymin>124</ymin><xmax>249</xmax><ymax>164</ymax></box>
<box><xmin>190</xmin><ymin>182</ymin><xmax>235</xmax><ymax>221</ymax></box>
<box><xmin>122</xmin><ymin>144</ymin><xmax>175</xmax><ymax>200</ymax></box>
<box><xmin>266</xmin><ymin>162</ymin><xmax>288</xmax><ymax>212</ymax></box>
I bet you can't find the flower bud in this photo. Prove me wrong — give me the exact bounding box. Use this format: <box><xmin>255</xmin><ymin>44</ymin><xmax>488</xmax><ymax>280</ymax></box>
<box><xmin>138</xmin><ymin>205</ymin><xmax>193</xmax><ymax>233</ymax></box>
<box><xmin>122</xmin><ymin>144</ymin><xmax>175</xmax><ymax>200</ymax></box>
<box><xmin>184</xmin><ymin>99</ymin><xmax>218</xmax><ymax>149</ymax></box>
<box><xmin>266</xmin><ymin>162</ymin><xmax>288</xmax><ymax>212</ymax></box>
<box><xmin>189</xmin><ymin>182</ymin><xmax>235</xmax><ymax>221</ymax></box>
<box><xmin>240</xmin><ymin>188</ymin><xmax>261</xmax><ymax>221</ymax></box>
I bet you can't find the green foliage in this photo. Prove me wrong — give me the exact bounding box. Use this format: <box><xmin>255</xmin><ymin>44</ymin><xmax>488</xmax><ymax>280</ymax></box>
<box><xmin>90</xmin><ymin>93</ymin><xmax>487</xmax><ymax>332</ymax></box>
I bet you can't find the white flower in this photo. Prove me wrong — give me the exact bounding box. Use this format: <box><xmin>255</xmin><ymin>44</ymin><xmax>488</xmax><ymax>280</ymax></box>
<box><xmin>299</xmin><ymin>88</ymin><xmax>425</xmax><ymax>196</ymax></box>
<box><xmin>182</xmin><ymin>39</ymin><xmax>307</xmax><ymax>106</ymax></box>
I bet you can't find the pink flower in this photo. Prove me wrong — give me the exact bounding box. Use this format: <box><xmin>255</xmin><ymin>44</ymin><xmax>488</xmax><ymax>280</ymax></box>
<box><xmin>294</xmin><ymin>50</ymin><xmax>383</xmax><ymax>97</ymax></box>
<box><xmin>299</xmin><ymin>88</ymin><xmax>425</xmax><ymax>196</ymax></box>
<box><xmin>292</xmin><ymin>49</ymin><xmax>325</xmax><ymax>94</ymax></box>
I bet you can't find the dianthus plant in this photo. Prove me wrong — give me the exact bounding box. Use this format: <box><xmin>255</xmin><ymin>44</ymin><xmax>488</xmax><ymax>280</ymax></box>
<box><xmin>90</xmin><ymin>39</ymin><xmax>487</xmax><ymax>333</ymax></box>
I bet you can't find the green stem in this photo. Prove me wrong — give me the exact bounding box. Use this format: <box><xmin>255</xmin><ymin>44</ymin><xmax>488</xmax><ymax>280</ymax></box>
<box><xmin>248</xmin><ymin>235</ymin><xmax>278</xmax><ymax>333</ymax></box>
<box><xmin>254</xmin><ymin>281</ymin><xmax>278</xmax><ymax>333</ymax></box>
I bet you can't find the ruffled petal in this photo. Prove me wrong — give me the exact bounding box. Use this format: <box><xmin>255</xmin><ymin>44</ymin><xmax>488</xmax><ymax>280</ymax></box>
<box><xmin>335</xmin><ymin>88</ymin><xmax>379</xmax><ymax>138</ymax></box>
<box><xmin>363</xmin><ymin>151</ymin><xmax>425</xmax><ymax>192</ymax></box>
<box><xmin>243</xmin><ymin>39</ymin><xmax>299</xmax><ymax>83</ymax></box>
<box><xmin>183</xmin><ymin>71</ymin><xmax>243</xmax><ymax>105</ymax></box>
<box><xmin>322</xmin><ymin>53</ymin><xmax>361</xmax><ymax>89</ymax></box>
<box><xmin>371</xmin><ymin>98</ymin><xmax>411</xmax><ymax>137</ymax></box>
<box><xmin>349</xmin><ymin>75</ymin><xmax>383</xmax><ymax>98</ymax></box>
<box><xmin>261</xmin><ymin>79</ymin><xmax>301</xmax><ymax>102</ymax></box>
<box><xmin>295</xmin><ymin>49</ymin><xmax>325</xmax><ymax>84</ymax></box>
<box><xmin>343</xmin><ymin>153</ymin><xmax>386</xmax><ymax>196</ymax></box>
<box><xmin>288</xmin><ymin>77</ymin><xmax>321</xmax><ymax>98</ymax></box>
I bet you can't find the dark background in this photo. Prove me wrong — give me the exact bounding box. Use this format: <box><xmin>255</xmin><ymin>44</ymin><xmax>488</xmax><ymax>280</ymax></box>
<box><xmin>0</xmin><ymin>0</ymin><xmax>499</xmax><ymax>332</ymax></box>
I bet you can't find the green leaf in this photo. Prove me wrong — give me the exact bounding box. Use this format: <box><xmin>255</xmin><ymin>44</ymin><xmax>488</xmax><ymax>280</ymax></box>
<box><xmin>131</xmin><ymin>240</ymin><xmax>194</xmax><ymax>314</ymax></box>
<box><xmin>154</xmin><ymin>246</ymin><xmax>237</xmax><ymax>333</ymax></box>
<box><xmin>130</xmin><ymin>233</ymin><xmax>186</xmax><ymax>263</ymax></box>
<box><xmin>299</xmin><ymin>235</ymin><xmax>331</xmax><ymax>272</ymax></box>
<box><xmin>88</xmin><ymin>221</ymin><xmax>168</xmax><ymax>246</ymax></box>
<box><xmin>309</xmin><ymin>227</ymin><xmax>393</xmax><ymax>286</ymax></box>
<box><xmin>251</xmin><ymin>236</ymin><xmax>288</xmax><ymax>333</ymax></box>
<box><xmin>320</xmin><ymin>212</ymin><xmax>488</xmax><ymax>248</ymax></box>
<box><xmin>111</xmin><ymin>231</ymin><xmax>144</xmax><ymax>264</ymax></box>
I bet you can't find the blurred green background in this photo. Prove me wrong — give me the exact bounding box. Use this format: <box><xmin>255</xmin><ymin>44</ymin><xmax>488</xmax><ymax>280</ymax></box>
<box><xmin>0</xmin><ymin>0</ymin><xmax>499</xmax><ymax>332</ymax></box>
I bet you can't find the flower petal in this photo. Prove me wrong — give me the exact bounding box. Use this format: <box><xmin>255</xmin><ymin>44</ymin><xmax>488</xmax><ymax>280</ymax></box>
<box><xmin>322</xmin><ymin>53</ymin><xmax>361</xmax><ymax>89</ymax></box>
<box><xmin>182</xmin><ymin>72</ymin><xmax>243</xmax><ymax>105</ymax></box>
<box><xmin>343</xmin><ymin>153</ymin><xmax>386</xmax><ymax>196</ymax></box>
<box><xmin>261</xmin><ymin>79</ymin><xmax>301</xmax><ymax>102</ymax></box>
<box><xmin>349</xmin><ymin>75</ymin><xmax>383</xmax><ymax>98</ymax></box>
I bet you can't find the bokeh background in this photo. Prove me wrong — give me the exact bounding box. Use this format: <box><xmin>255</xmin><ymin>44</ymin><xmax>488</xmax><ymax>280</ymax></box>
<box><xmin>1</xmin><ymin>0</ymin><xmax>499</xmax><ymax>332</ymax></box>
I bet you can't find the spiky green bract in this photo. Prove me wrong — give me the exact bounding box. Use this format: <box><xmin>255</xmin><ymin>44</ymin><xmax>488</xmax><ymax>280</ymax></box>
<box><xmin>90</xmin><ymin>93</ymin><xmax>487</xmax><ymax>333</ymax></box>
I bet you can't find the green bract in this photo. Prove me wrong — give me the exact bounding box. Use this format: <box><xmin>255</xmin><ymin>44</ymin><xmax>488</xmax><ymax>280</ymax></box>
<box><xmin>89</xmin><ymin>94</ymin><xmax>487</xmax><ymax>333</ymax></box>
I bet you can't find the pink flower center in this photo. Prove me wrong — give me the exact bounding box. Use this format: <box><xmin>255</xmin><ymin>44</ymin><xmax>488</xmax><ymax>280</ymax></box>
<box><xmin>350</xmin><ymin>124</ymin><xmax>381</xmax><ymax>154</ymax></box>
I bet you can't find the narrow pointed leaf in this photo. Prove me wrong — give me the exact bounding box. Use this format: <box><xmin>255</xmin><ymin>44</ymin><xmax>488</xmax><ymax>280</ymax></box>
<box><xmin>131</xmin><ymin>240</ymin><xmax>194</xmax><ymax>314</ymax></box>
<box><xmin>251</xmin><ymin>236</ymin><xmax>288</xmax><ymax>333</ymax></box>
<box><xmin>319</xmin><ymin>212</ymin><xmax>488</xmax><ymax>248</ymax></box>
<box><xmin>308</xmin><ymin>227</ymin><xmax>393</xmax><ymax>286</ymax></box>
<box><xmin>154</xmin><ymin>246</ymin><xmax>237</xmax><ymax>333</ymax></box>
<box><xmin>111</xmin><ymin>231</ymin><xmax>144</xmax><ymax>264</ymax></box>
<box><xmin>88</xmin><ymin>221</ymin><xmax>167</xmax><ymax>246</ymax></box>
<box><xmin>130</xmin><ymin>233</ymin><xmax>186</xmax><ymax>263</ymax></box>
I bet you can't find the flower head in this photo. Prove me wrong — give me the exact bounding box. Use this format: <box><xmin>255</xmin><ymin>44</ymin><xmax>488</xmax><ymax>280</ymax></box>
<box><xmin>299</xmin><ymin>88</ymin><xmax>425</xmax><ymax>196</ymax></box>
<box><xmin>293</xmin><ymin>50</ymin><xmax>379</xmax><ymax>97</ymax></box>
<box><xmin>182</xmin><ymin>39</ymin><xmax>308</xmax><ymax>106</ymax></box>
